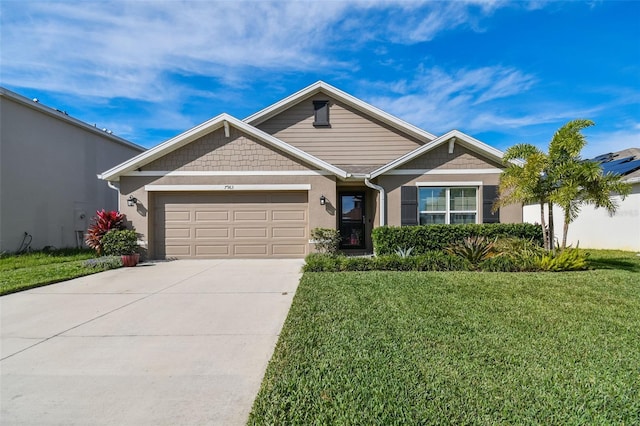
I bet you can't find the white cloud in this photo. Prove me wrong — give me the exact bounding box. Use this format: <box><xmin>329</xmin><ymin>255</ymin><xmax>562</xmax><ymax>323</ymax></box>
<box><xmin>364</xmin><ymin>65</ymin><xmax>538</xmax><ymax>132</ymax></box>
<box><xmin>582</xmin><ymin>124</ymin><xmax>640</xmax><ymax>158</ymax></box>
<box><xmin>1</xmin><ymin>1</ymin><xmax>354</xmax><ymax>101</ymax></box>
<box><xmin>1</xmin><ymin>0</ymin><xmax>515</xmax><ymax>103</ymax></box>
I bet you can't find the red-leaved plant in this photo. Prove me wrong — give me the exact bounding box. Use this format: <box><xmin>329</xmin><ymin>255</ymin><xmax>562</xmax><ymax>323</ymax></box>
<box><xmin>85</xmin><ymin>210</ymin><xmax>126</xmax><ymax>255</ymax></box>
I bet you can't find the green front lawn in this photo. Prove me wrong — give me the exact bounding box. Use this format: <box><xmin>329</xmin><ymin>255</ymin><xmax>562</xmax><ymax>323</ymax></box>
<box><xmin>0</xmin><ymin>249</ymin><xmax>106</xmax><ymax>295</ymax></box>
<box><xmin>249</xmin><ymin>250</ymin><xmax>640</xmax><ymax>424</ymax></box>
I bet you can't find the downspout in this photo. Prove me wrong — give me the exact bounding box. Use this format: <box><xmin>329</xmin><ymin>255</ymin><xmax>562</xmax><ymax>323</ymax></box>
<box><xmin>106</xmin><ymin>180</ymin><xmax>121</xmax><ymax>210</ymax></box>
<box><xmin>364</xmin><ymin>177</ymin><xmax>385</xmax><ymax>227</ymax></box>
<box><xmin>107</xmin><ymin>181</ymin><xmax>120</xmax><ymax>192</ymax></box>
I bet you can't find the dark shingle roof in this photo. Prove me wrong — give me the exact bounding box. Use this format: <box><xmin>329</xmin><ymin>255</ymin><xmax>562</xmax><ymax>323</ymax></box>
<box><xmin>590</xmin><ymin>148</ymin><xmax>640</xmax><ymax>181</ymax></box>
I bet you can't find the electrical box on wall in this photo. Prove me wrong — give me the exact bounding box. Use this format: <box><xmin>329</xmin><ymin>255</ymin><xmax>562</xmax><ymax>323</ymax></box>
<box><xmin>74</xmin><ymin>209</ymin><xmax>87</xmax><ymax>232</ymax></box>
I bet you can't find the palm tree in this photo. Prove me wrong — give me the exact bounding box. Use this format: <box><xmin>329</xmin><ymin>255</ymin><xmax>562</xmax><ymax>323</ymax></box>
<box><xmin>547</xmin><ymin>119</ymin><xmax>631</xmax><ymax>248</ymax></box>
<box><xmin>494</xmin><ymin>144</ymin><xmax>553</xmax><ymax>250</ymax></box>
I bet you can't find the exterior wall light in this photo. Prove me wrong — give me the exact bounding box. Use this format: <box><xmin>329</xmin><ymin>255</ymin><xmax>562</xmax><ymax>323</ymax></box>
<box><xmin>320</xmin><ymin>195</ymin><xmax>326</xmax><ymax>206</ymax></box>
<box><xmin>127</xmin><ymin>195</ymin><xmax>138</xmax><ymax>207</ymax></box>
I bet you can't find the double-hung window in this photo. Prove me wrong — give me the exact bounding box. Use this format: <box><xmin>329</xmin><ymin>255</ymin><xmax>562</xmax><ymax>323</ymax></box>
<box><xmin>418</xmin><ymin>186</ymin><xmax>477</xmax><ymax>225</ymax></box>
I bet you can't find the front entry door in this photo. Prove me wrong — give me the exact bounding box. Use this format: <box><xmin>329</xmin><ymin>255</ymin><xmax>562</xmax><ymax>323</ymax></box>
<box><xmin>339</xmin><ymin>192</ymin><xmax>366</xmax><ymax>249</ymax></box>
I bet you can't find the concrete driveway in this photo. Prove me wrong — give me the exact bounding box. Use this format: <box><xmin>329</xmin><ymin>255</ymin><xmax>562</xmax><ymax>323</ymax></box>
<box><xmin>1</xmin><ymin>259</ymin><xmax>303</xmax><ymax>425</ymax></box>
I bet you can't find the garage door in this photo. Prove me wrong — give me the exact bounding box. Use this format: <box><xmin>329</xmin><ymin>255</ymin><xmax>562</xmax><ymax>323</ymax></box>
<box><xmin>153</xmin><ymin>192</ymin><xmax>308</xmax><ymax>258</ymax></box>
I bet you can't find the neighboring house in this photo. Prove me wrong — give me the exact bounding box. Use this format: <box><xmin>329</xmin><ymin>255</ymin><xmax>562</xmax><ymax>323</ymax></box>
<box><xmin>0</xmin><ymin>87</ymin><xmax>145</xmax><ymax>253</ymax></box>
<box><xmin>523</xmin><ymin>148</ymin><xmax>640</xmax><ymax>251</ymax></box>
<box><xmin>100</xmin><ymin>81</ymin><xmax>521</xmax><ymax>259</ymax></box>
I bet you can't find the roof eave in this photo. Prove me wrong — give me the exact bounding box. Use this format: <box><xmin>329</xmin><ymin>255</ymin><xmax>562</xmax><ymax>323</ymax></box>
<box><xmin>99</xmin><ymin>113</ymin><xmax>230</xmax><ymax>181</ymax></box>
<box><xmin>370</xmin><ymin>130</ymin><xmax>510</xmax><ymax>178</ymax></box>
<box><xmin>99</xmin><ymin>113</ymin><xmax>348</xmax><ymax>181</ymax></box>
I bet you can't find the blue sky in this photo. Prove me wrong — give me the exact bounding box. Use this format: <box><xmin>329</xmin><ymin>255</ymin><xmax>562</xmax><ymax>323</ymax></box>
<box><xmin>2</xmin><ymin>1</ymin><xmax>638</xmax><ymax>157</ymax></box>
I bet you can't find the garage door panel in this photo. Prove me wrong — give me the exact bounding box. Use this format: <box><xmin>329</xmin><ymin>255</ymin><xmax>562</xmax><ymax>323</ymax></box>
<box><xmin>234</xmin><ymin>228</ymin><xmax>268</xmax><ymax>238</ymax></box>
<box><xmin>272</xmin><ymin>244</ymin><xmax>306</xmax><ymax>255</ymax></box>
<box><xmin>234</xmin><ymin>245</ymin><xmax>268</xmax><ymax>255</ymax></box>
<box><xmin>272</xmin><ymin>210</ymin><xmax>306</xmax><ymax>221</ymax></box>
<box><xmin>165</xmin><ymin>211</ymin><xmax>191</xmax><ymax>222</ymax></box>
<box><xmin>154</xmin><ymin>191</ymin><xmax>308</xmax><ymax>259</ymax></box>
<box><xmin>195</xmin><ymin>211</ymin><xmax>229</xmax><ymax>222</ymax></box>
<box><xmin>196</xmin><ymin>245</ymin><xmax>229</xmax><ymax>256</ymax></box>
<box><xmin>166</xmin><ymin>245</ymin><xmax>191</xmax><ymax>256</ymax></box>
<box><xmin>195</xmin><ymin>228</ymin><xmax>229</xmax><ymax>238</ymax></box>
<box><xmin>234</xmin><ymin>210</ymin><xmax>268</xmax><ymax>221</ymax></box>
<box><xmin>166</xmin><ymin>228</ymin><xmax>191</xmax><ymax>239</ymax></box>
<box><xmin>272</xmin><ymin>227</ymin><xmax>305</xmax><ymax>238</ymax></box>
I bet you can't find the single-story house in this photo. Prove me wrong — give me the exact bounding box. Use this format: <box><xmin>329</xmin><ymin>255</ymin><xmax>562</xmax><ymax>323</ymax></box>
<box><xmin>523</xmin><ymin>148</ymin><xmax>640</xmax><ymax>251</ymax></box>
<box><xmin>0</xmin><ymin>87</ymin><xmax>145</xmax><ymax>253</ymax></box>
<box><xmin>100</xmin><ymin>81</ymin><xmax>521</xmax><ymax>259</ymax></box>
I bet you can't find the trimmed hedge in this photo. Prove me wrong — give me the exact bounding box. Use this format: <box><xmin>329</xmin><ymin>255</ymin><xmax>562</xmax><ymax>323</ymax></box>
<box><xmin>303</xmin><ymin>253</ymin><xmax>471</xmax><ymax>272</ymax></box>
<box><xmin>372</xmin><ymin>223</ymin><xmax>543</xmax><ymax>255</ymax></box>
<box><xmin>303</xmin><ymin>250</ymin><xmax>588</xmax><ymax>273</ymax></box>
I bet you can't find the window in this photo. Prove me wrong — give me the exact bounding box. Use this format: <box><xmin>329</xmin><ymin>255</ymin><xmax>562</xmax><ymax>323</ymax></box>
<box><xmin>418</xmin><ymin>187</ymin><xmax>477</xmax><ymax>225</ymax></box>
<box><xmin>313</xmin><ymin>100</ymin><xmax>330</xmax><ymax>127</ymax></box>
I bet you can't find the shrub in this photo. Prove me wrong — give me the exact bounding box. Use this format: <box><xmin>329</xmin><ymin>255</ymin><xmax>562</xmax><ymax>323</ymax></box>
<box><xmin>339</xmin><ymin>257</ymin><xmax>374</xmax><ymax>271</ymax></box>
<box><xmin>83</xmin><ymin>256</ymin><xmax>123</xmax><ymax>270</ymax></box>
<box><xmin>537</xmin><ymin>248</ymin><xmax>589</xmax><ymax>272</ymax></box>
<box><xmin>446</xmin><ymin>236</ymin><xmax>498</xmax><ymax>266</ymax></box>
<box><xmin>372</xmin><ymin>255</ymin><xmax>415</xmax><ymax>271</ymax></box>
<box><xmin>303</xmin><ymin>252</ymin><xmax>471</xmax><ymax>272</ymax></box>
<box><xmin>494</xmin><ymin>237</ymin><xmax>546</xmax><ymax>258</ymax></box>
<box><xmin>310</xmin><ymin>228</ymin><xmax>341</xmax><ymax>254</ymax></box>
<box><xmin>303</xmin><ymin>253</ymin><xmax>343</xmax><ymax>272</ymax></box>
<box><xmin>490</xmin><ymin>237</ymin><xmax>546</xmax><ymax>271</ymax></box>
<box><xmin>85</xmin><ymin>210</ymin><xmax>126</xmax><ymax>255</ymax></box>
<box><xmin>302</xmin><ymin>243</ymin><xmax>587</xmax><ymax>273</ymax></box>
<box><xmin>479</xmin><ymin>256</ymin><xmax>523</xmax><ymax>272</ymax></box>
<box><xmin>101</xmin><ymin>229</ymin><xmax>139</xmax><ymax>256</ymax></box>
<box><xmin>372</xmin><ymin>223</ymin><xmax>543</xmax><ymax>255</ymax></box>
<box><xmin>413</xmin><ymin>251</ymin><xmax>471</xmax><ymax>271</ymax></box>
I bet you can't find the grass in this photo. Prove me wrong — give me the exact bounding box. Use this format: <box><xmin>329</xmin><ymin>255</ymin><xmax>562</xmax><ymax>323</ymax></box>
<box><xmin>249</xmin><ymin>250</ymin><xmax>640</xmax><ymax>425</ymax></box>
<box><xmin>0</xmin><ymin>249</ymin><xmax>106</xmax><ymax>296</ymax></box>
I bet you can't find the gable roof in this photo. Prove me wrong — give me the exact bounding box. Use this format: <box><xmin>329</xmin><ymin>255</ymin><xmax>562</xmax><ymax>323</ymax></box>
<box><xmin>100</xmin><ymin>82</ymin><xmax>511</xmax><ymax>182</ymax></box>
<box><xmin>244</xmin><ymin>81</ymin><xmax>438</xmax><ymax>144</ymax></box>
<box><xmin>369</xmin><ymin>130</ymin><xmax>509</xmax><ymax>178</ymax></box>
<box><xmin>99</xmin><ymin>113</ymin><xmax>348</xmax><ymax>181</ymax></box>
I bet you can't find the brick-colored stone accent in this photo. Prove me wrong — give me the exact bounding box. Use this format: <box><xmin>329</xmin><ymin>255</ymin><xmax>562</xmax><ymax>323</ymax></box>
<box><xmin>143</xmin><ymin>127</ymin><xmax>309</xmax><ymax>171</ymax></box>
<box><xmin>399</xmin><ymin>143</ymin><xmax>502</xmax><ymax>170</ymax></box>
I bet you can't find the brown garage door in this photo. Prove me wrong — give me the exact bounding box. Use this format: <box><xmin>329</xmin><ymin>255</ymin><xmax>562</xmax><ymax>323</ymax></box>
<box><xmin>153</xmin><ymin>192</ymin><xmax>308</xmax><ymax>258</ymax></box>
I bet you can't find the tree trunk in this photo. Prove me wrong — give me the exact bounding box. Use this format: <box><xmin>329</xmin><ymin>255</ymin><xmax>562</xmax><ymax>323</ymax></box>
<box><xmin>562</xmin><ymin>209</ymin><xmax>570</xmax><ymax>250</ymax></box>
<box><xmin>539</xmin><ymin>201</ymin><xmax>549</xmax><ymax>251</ymax></box>
<box><xmin>548</xmin><ymin>202</ymin><xmax>555</xmax><ymax>254</ymax></box>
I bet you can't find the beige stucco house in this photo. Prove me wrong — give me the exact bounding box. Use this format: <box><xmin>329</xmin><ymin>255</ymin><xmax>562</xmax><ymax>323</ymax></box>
<box><xmin>0</xmin><ymin>87</ymin><xmax>145</xmax><ymax>253</ymax></box>
<box><xmin>100</xmin><ymin>82</ymin><xmax>521</xmax><ymax>259</ymax></box>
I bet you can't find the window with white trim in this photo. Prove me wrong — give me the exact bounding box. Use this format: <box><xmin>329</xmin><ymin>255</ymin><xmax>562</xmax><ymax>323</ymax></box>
<box><xmin>418</xmin><ymin>187</ymin><xmax>477</xmax><ymax>224</ymax></box>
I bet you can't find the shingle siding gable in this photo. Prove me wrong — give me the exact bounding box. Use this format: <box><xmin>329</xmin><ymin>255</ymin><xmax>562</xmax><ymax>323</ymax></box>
<box><xmin>142</xmin><ymin>127</ymin><xmax>310</xmax><ymax>172</ymax></box>
<box><xmin>399</xmin><ymin>143</ymin><xmax>503</xmax><ymax>170</ymax></box>
<box><xmin>256</xmin><ymin>93</ymin><xmax>424</xmax><ymax>167</ymax></box>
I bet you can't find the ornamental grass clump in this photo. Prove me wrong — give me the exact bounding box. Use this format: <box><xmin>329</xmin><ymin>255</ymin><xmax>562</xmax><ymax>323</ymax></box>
<box><xmin>445</xmin><ymin>236</ymin><xmax>498</xmax><ymax>267</ymax></box>
<box><xmin>536</xmin><ymin>247</ymin><xmax>589</xmax><ymax>272</ymax></box>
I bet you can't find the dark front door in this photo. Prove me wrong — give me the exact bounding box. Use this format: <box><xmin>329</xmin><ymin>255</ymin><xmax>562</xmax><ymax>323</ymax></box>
<box><xmin>339</xmin><ymin>192</ymin><xmax>366</xmax><ymax>249</ymax></box>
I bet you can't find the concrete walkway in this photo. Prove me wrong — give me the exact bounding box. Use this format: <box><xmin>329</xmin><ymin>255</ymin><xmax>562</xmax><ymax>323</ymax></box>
<box><xmin>1</xmin><ymin>259</ymin><xmax>303</xmax><ymax>425</ymax></box>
